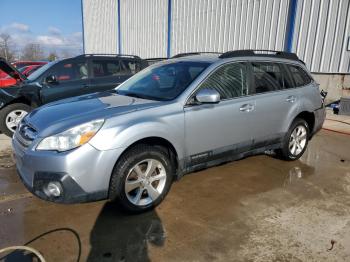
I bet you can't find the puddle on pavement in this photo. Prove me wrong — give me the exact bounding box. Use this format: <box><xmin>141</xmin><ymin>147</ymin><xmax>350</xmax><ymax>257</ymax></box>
<box><xmin>0</xmin><ymin>130</ymin><xmax>349</xmax><ymax>261</ymax></box>
<box><xmin>0</xmin><ymin>157</ymin><xmax>25</xmax><ymax>199</ymax></box>
<box><xmin>0</xmin><ymin>149</ymin><xmax>15</xmax><ymax>169</ymax></box>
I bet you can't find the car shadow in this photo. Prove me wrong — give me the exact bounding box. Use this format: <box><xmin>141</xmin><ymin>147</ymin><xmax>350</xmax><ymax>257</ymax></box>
<box><xmin>87</xmin><ymin>202</ymin><xmax>165</xmax><ymax>262</ymax></box>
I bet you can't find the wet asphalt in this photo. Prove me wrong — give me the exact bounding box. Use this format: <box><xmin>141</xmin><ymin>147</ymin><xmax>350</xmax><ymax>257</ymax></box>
<box><xmin>0</xmin><ymin>130</ymin><xmax>350</xmax><ymax>261</ymax></box>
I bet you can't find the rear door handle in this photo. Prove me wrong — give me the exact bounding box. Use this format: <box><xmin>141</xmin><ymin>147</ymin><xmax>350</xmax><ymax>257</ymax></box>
<box><xmin>286</xmin><ymin>95</ymin><xmax>296</xmax><ymax>103</ymax></box>
<box><xmin>239</xmin><ymin>104</ymin><xmax>255</xmax><ymax>112</ymax></box>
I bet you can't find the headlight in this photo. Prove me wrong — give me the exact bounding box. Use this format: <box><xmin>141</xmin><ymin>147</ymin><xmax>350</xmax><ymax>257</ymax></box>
<box><xmin>36</xmin><ymin>119</ymin><xmax>104</xmax><ymax>152</ymax></box>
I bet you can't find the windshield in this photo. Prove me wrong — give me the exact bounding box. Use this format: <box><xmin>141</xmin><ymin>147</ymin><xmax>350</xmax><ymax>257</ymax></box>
<box><xmin>27</xmin><ymin>61</ymin><xmax>57</xmax><ymax>81</ymax></box>
<box><xmin>116</xmin><ymin>61</ymin><xmax>210</xmax><ymax>101</ymax></box>
<box><xmin>18</xmin><ymin>66</ymin><xmax>28</xmax><ymax>73</ymax></box>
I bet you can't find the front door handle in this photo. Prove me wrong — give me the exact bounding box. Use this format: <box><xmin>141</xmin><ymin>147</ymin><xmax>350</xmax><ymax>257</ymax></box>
<box><xmin>239</xmin><ymin>104</ymin><xmax>255</xmax><ymax>112</ymax></box>
<box><xmin>286</xmin><ymin>95</ymin><xmax>296</xmax><ymax>103</ymax></box>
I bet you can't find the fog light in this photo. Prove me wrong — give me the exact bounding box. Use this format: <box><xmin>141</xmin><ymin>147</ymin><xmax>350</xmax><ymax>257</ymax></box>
<box><xmin>44</xmin><ymin>182</ymin><xmax>62</xmax><ymax>197</ymax></box>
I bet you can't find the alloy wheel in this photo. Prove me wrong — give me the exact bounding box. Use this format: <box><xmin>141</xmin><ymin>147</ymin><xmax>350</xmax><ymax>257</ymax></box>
<box><xmin>289</xmin><ymin>125</ymin><xmax>307</xmax><ymax>156</ymax></box>
<box><xmin>5</xmin><ymin>110</ymin><xmax>28</xmax><ymax>133</ymax></box>
<box><xmin>125</xmin><ymin>159</ymin><xmax>167</xmax><ymax>206</ymax></box>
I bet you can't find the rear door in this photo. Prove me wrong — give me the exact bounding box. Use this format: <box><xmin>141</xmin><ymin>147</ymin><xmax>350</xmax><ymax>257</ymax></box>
<box><xmin>40</xmin><ymin>59</ymin><xmax>90</xmax><ymax>104</ymax></box>
<box><xmin>249</xmin><ymin>61</ymin><xmax>299</xmax><ymax>148</ymax></box>
<box><xmin>285</xmin><ymin>64</ymin><xmax>319</xmax><ymax>108</ymax></box>
<box><xmin>89</xmin><ymin>58</ymin><xmax>125</xmax><ymax>93</ymax></box>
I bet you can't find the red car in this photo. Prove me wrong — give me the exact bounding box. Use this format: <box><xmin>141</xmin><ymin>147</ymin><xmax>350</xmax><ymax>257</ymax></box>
<box><xmin>12</xmin><ymin>61</ymin><xmax>47</xmax><ymax>69</ymax></box>
<box><xmin>0</xmin><ymin>61</ymin><xmax>47</xmax><ymax>78</ymax></box>
<box><xmin>0</xmin><ymin>63</ymin><xmax>46</xmax><ymax>88</ymax></box>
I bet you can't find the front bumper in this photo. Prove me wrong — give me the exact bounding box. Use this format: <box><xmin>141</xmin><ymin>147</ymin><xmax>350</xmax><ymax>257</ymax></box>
<box><xmin>12</xmin><ymin>136</ymin><xmax>125</xmax><ymax>203</ymax></box>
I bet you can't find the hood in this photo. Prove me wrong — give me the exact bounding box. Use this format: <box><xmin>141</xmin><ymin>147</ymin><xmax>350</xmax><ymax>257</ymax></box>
<box><xmin>0</xmin><ymin>58</ymin><xmax>27</xmax><ymax>81</ymax></box>
<box><xmin>24</xmin><ymin>91</ymin><xmax>160</xmax><ymax>137</ymax></box>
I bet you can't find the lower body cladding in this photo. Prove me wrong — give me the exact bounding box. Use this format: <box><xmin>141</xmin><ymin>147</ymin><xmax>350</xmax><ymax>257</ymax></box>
<box><xmin>12</xmin><ymin>138</ymin><xmax>125</xmax><ymax>203</ymax></box>
<box><xmin>311</xmin><ymin>107</ymin><xmax>326</xmax><ymax>137</ymax></box>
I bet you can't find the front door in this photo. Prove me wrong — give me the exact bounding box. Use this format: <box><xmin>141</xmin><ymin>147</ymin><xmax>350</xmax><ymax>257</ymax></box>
<box><xmin>40</xmin><ymin>59</ymin><xmax>90</xmax><ymax>104</ymax></box>
<box><xmin>184</xmin><ymin>62</ymin><xmax>255</xmax><ymax>167</ymax></box>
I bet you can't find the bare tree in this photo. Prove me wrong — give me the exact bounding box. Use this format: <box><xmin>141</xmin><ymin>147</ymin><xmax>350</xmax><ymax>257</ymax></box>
<box><xmin>47</xmin><ymin>51</ymin><xmax>58</xmax><ymax>61</ymax></box>
<box><xmin>21</xmin><ymin>43</ymin><xmax>45</xmax><ymax>61</ymax></box>
<box><xmin>0</xmin><ymin>33</ymin><xmax>17</xmax><ymax>61</ymax></box>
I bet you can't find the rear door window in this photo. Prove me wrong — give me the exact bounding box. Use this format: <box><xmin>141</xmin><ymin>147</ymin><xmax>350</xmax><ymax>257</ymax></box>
<box><xmin>286</xmin><ymin>64</ymin><xmax>312</xmax><ymax>87</ymax></box>
<box><xmin>198</xmin><ymin>62</ymin><xmax>248</xmax><ymax>100</ymax></box>
<box><xmin>92</xmin><ymin>59</ymin><xmax>124</xmax><ymax>77</ymax></box>
<box><xmin>251</xmin><ymin>62</ymin><xmax>292</xmax><ymax>93</ymax></box>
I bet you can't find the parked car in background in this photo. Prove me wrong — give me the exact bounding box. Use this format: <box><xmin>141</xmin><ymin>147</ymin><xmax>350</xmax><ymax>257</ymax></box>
<box><xmin>13</xmin><ymin>61</ymin><xmax>47</xmax><ymax>68</ymax></box>
<box><xmin>0</xmin><ymin>54</ymin><xmax>148</xmax><ymax>136</ymax></box>
<box><xmin>19</xmin><ymin>64</ymin><xmax>44</xmax><ymax>77</ymax></box>
<box><xmin>0</xmin><ymin>61</ymin><xmax>47</xmax><ymax>78</ymax></box>
<box><xmin>12</xmin><ymin>50</ymin><xmax>326</xmax><ymax>212</ymax></box>
<box><xmin>145</xmin><ymin>57</ymin><xmax>167</xmax><ymax>66</ymax></box>
<box><xmin>0</xmin><ymin>64</ymin><xmax>44</xmax><ymax>88</ymax></box>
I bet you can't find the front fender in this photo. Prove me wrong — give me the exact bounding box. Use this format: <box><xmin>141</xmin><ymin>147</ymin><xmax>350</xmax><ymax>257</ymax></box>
<box><xmin>0</xmin><ymin>88</ymin><xmax>18</xmax><ymax>109</ymax></box>
<box><xmin>89</xmin><ymin>116</ymin><xmax>185</xmax><ymax>160</ymax></box>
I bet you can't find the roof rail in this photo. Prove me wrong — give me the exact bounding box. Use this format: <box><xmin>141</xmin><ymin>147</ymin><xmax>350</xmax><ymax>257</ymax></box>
<box><xmin>145</xmin><ymin>57</ymin><xmax>168</xmax><ymax>61</ymax></box>
<box><xmin>219</xmin><ymin>50</ymin><xmax>300</xmax><ymax>62</ymax></box>
<box><xmin>77</xmin><ymin>54</ymin><xmax>142</xmax><ymax>59</ymax></box>
<box><xmin>171</xmin><ymin>52</ymin><xmax>222</xmax><ymax>58</ymax></box>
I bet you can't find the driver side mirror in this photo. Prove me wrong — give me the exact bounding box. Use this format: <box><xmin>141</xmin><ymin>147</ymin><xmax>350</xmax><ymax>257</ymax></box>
<box><xmin>45</xmin><ymin>75</ymin><xmax>57</xmax><ymax>84</ymax></box>
<box><xmin>195</xmin><ymin>88</ymin><xmax>220</xmax><ymax>104</ymax></box>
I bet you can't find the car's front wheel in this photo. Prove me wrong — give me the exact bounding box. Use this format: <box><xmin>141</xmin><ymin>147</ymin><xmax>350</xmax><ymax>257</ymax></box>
<box><xmin>277</xmin><ymin>118</ymin><xmax>310</xmax><ymax>161</ymax></box>
<box><xmin>109</xmin><ymin>144</ymin><xmax>174</xmax><ymax>212</ymax></box>
<box><xmin>0</xmin><ymin>103</ymin><xmax>31</xmax><ymax>137</ymax></box>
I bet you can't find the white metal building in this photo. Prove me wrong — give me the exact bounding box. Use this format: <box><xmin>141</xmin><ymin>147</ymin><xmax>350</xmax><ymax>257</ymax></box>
<box><xmin>82</xmin><ymin>0</ymin><xmax>350</xmax><ymax>74</ymax></box>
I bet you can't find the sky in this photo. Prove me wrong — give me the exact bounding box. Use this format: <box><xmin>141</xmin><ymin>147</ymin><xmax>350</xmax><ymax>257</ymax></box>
<box><xmin>0</xmin><ymin>0</ymin><xmax>83</xmax><ymax>57</ymax></box>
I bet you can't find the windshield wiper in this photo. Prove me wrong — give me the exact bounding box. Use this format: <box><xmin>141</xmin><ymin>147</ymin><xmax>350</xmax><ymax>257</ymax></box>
<box><xmin>117</xmin><ymin>90</ymin><xmax>160</xmax><ymax>101</ymax></box>
<box><xmin>119</xmin><ymin>91</ymin><xmax>145</xmax><ymax>99</ymax></box>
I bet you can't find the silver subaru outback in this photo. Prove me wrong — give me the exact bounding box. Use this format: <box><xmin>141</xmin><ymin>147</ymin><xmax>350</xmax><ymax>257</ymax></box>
<box><xmin>12</xmin><ymin>50</ymin><xmax>326</xmax><ymax>212</ymax></box>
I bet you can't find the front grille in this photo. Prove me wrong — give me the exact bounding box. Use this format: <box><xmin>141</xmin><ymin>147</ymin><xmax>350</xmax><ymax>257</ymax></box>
<box><xmin>15</xmin><ymin>122</ymin><xmax>37</xmax><ymax>148</ymax></box>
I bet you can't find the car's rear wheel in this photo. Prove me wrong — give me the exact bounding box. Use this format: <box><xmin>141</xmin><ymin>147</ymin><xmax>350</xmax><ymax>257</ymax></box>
<box><xmin>109</xmin><ymin>144</ymin><xmax>174</xmax><ymax>212</ymax></box>
<box><xmin>0</xmin><ymin>103</ymin><xmax>31</xmax><ymax>137</ymax></box>
<box><xmin>277</xmin><ymin>118</ymin><xmax>309</xmax><ymax>161</ymax></box>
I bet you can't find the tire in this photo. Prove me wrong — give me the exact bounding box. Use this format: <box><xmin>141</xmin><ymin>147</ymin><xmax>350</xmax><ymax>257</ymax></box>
<box><xmin>109</xmin><ymin>144</ymin><xmax>174</xmax><ymax>213</ymax></box>
<box><xmin>277</xmin><ymin>118</ymin><xmax>310</xmax><ymax>161</ymax></box>
<box><xmin>0</xmin><ymin>103</ymin><xmax>31</xmax><ymax>137</ymax></box>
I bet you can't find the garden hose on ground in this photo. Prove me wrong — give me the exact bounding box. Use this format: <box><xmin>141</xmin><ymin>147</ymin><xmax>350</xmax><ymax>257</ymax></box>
<box><xmin>0</xmin><ymin>245</ymin><xmax>46</xmax><ymax>261</ymax></box>
<box><xmin>323</xmin><ymin>118</ymin><xmax>350</xmax><ymax>136</ymax></box>
<box><xmin>325</xmin><ymin>118</ymin><xmax>350</xmax><ymax>125</ymax></box>
<box><xmin>0</xmin><ymin>228</ymin><xmax>81</xmax><ymax>262</ymax></box>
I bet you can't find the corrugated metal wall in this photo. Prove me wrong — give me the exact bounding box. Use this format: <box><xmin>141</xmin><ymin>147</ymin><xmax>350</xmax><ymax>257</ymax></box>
<box><xmin>120</xmin><ymin>0</ymin><xmax>168</xmax><ymax>58</ymax></box>
<box><xmin>82</xmin><ymin>0</ymin><xmax>350</xmax><ymax>73</ymax></box>
<box><xmin>82</xmin><ymin>0</ymin><xmax>118</xmax><ymax>54</ymax></box>
<box><xmin>171</xmin><ymin>0</ymin><xmax>290</xmax><ymax>55</ymax></box>
<box><xmin>292</xmin><ymin>0</ymin><xmax>350</xmax><ymax>73</ymax></box>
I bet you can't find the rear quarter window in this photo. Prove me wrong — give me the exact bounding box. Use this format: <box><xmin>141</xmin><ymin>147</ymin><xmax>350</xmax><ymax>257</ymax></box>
<box><xmin>121</xmin><ymin>60</ymin><xmax>143</xmax><ymax>74</ymax></box>
<box><xmin>286</xmin><ymin>64</ymin><xmax>312</xmax><ymax>87</ymax></box>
